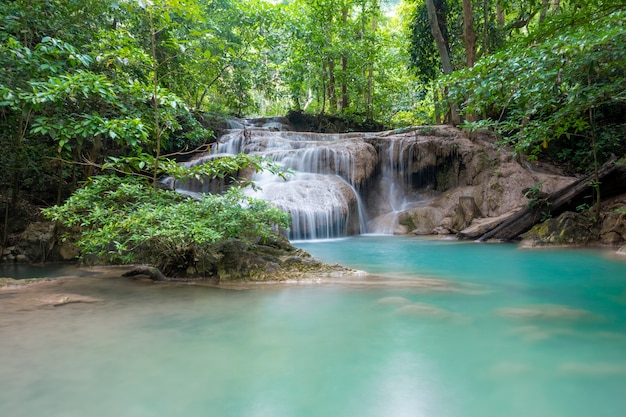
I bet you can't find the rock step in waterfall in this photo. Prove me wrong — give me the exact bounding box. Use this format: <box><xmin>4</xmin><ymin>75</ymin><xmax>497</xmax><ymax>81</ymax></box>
<box><xmin>173</xmin><ymin>117</ymin><xmax>577</xmax><ymax>241</ymax></box>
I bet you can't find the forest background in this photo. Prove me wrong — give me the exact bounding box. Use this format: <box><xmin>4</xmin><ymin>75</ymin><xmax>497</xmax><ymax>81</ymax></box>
<box><xmin>1</xmin><ymin>0</ymin><xmax>625</xmax><ymax>268</ymax></box>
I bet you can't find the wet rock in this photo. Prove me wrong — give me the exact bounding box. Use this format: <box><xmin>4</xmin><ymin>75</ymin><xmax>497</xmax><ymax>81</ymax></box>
<box><xmin>256</xmin><ymin>174</ymin><xmax>362</xmax><ymax>238</ymax></box>
<box><xmin>58</xmin><ymin>237</ymin><xmax>80</xmax><ymax>261</ymax></box>
<box><xmin>369</xmin><ymin>129</ymin><xmax>574</xmax><ymax>238</ymax></box>
<box><xmin>450</xmin><ymin>196</ymin><xmax>482</xmax><ymax>232</ymax></box>
<box><xmin>14</xmin><ymin>222</ymin><xmax>56</xmax><ymax>262</ymax></box>
<box><xmin>600</xmin><ymin>206</ymin><xmax>626</xmax><ymax>245</ymax></box>
<box><xmin>193</xmin><ymin>236</ymin><xmax>354</xmax><ymax>282</ymax></box>
<box><xmin>399</xmin><ymin>206</ymin><xmax>440</xmax><ymax>235</ymax></box>
<box><xmin>1</xmin><ymin>222</ymin><xmax>80</xmax><ymax>263</ymax></box>
<box><xmin>520</xmin><ymin>212</ymin><xmax>598</xmax><ymax>247</ymax></box>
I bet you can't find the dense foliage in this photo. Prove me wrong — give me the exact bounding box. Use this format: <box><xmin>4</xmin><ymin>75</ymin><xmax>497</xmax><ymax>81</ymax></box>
<box><xmin>404</xmin><ymin>0</ymin><xmax>626</xmax><ymax>173</ymax></box>
<box><xmin>43</xmin><ymin>175</ymin><xmax>289</xmax><ymax>273</ymax></box>
<box><xmin>443</xmin><ymin>4</ymin><xmax>626</xmax><ymax>170</ymax></box>
<box><xmin>2</xmin><ymin>0</ymin><xmax>625</xmax><ymax>264</ymax></box>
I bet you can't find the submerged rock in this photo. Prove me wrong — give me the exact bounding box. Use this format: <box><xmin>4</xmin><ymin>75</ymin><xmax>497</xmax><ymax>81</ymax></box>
<box><xmin>397</xmin><ymin>302</ymin><xmax>454</xmax><ymax>318</ymax></box>
<box><xmin>376</xmin><ymin>296</ymin><xmax>411</xmax><ymax>305</ymax></box>
<box><xmin>496</xmin><ymin>304</ymin><xmax>603</xmax><ymax>321</ymax></box>
<box><xmin>0</xmin><ymin>277</ymin><xmax>55</xmax><ymax>288</ymax></box>
<box><xmin>35</xmin><ymin>293</ymin><xmax>102</xmax><ymax>307</ymax></box>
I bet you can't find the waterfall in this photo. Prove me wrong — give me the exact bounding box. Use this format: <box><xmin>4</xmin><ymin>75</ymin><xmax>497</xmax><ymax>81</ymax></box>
<box><xmin>173</xmin><ymin>120</ymin><xmax>452</xmax><ymax>240</ymax></box>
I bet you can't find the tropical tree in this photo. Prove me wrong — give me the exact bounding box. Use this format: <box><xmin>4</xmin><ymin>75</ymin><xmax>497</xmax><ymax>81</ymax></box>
<box><xmin>43</xmin><ymin>157</ymin><xmax>290</xmax><ymax>275</ymax></box>
<box><xmin>441</xmin><ymin>1</ymin><xmax>626</xmax><ymax>214</ymax></box>
<box><xmin>404</xmin><ymin>0</ymin><xmax>556</xmax><ymax>123</ymax></box>
<box><xmin>0</xmin><ymin>0</ymin><xmax>289</xmax><ymax>254</ymax></box>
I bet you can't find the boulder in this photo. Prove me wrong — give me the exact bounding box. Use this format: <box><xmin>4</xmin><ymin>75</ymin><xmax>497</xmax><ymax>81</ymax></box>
<box><xmin>15</xmin><ymin>222</ymin><xmax>56</xmax><ymax>262</ymax></box>
<box><xmin>399</xmin><ymin>206</ymin><xmax>441</xmax><ymax>235</ymax></box>
<box><xmin>128</xmin><ymin>233</ymin><xmax>354</xmax><ymax>283</ymax></box>
<box><xmin>450</xmin><ymin>196</ymin><xmax>482</xmax><ymax>231</ymax></box>
<box><xmin>520</xmin><ymin>212</ymin><xmax>599</xmax><ymax>247</ymax></box>
<box><xmin>477</xmin><ymin>158</ymin><xmax>624</xmax><ymax>242</ymax></box>
<box><xmin>1</xmin><ymin>222</ymin><xmax>80</xmax><ymax>263</ymax></box>
<box><xmin>196</xmin><ymin>236</ymin><xmax>353</xmax><ymax>282</ymax></box>
<box><xmin>365</xmin><ymin>128</ymin><xmax>574</xmax><ymax>237</ymax></box>
<box><xmin>599</xmin><ymin>198</ymin><xmax>626</xmax><ymax>245</ymax></box>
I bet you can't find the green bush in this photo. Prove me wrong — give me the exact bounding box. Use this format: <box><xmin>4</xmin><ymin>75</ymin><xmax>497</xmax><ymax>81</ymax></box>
<box><xmin>43</xmin><ymin>175</ymin><xmax>290</xmax><ymax>274</ymax></box>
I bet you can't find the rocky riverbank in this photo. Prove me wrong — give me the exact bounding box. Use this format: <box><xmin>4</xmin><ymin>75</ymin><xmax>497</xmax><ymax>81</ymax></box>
<box><xmin>2</xmin><ymin>123</ymin><xmax>626</xmax><ymax>272</ymax></box>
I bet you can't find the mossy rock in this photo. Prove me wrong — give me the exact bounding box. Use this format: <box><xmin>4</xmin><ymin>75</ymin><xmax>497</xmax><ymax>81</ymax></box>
<box><xmin>521</xmin><ymin>212</ymin><xmax>598</xmax><ymax>247</ymax></box>
<box><xmin>166</xmin><ymin>235</ymin><xmax>352</xmax><ymax>282</ymax></box>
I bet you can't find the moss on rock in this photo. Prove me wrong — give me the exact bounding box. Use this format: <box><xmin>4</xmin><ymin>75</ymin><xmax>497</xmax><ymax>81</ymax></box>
<box><xmin>520</xmin><ymin>212</ymin><xmax>599</xmax><ymax>247</ymax></box>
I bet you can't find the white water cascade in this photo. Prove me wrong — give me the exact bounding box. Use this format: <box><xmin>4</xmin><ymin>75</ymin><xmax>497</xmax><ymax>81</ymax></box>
<box><xmin>173</xmin><ymin>118</ymin><xmax>456</xmax><ymax>240</ymax></box>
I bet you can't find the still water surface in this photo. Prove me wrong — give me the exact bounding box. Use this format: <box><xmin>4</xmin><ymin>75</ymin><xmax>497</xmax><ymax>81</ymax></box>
<box><xmin>1</xmin><ymin>236</ymin><xmax>626</xmax><ymax>417</ymax></box>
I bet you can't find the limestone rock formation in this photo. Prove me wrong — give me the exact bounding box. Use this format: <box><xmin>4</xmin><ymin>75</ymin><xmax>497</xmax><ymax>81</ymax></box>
<box><xmin>1</xmin><ymin>222</ymin><xmax>79</xmax><ymax>263</ymax></box>
<box><xmin>599</xmin><ymin>196</ymin><xmax>626</xmax><ymax>246</ymax></box>
<box><xmin>251</xmin><ymin>174</ymin><xmax>363</xmax><ymax>238</ymax></box>
<box><xmin>184</xmin><ymin>236</ymin><xmax>354</xmax><ymax>282</ymax></box>
<box><xmin>363</xmin><ymin>126</ymin><xmax>575</xmax><ymax>236</ymax></box>
<box><xmin>519</xmin><ymin>212</ymin><xmax>599</xmax><ymax>247</ymax></box>
<box><xmin>175</xmin><ymin>123</ymin><xmax>579</xmax><ymax>239</ymax></box>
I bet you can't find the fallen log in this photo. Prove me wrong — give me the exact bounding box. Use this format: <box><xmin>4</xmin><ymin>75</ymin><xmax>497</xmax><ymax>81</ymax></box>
<box><xmin>477</xmin><ymin>157</ymin><xmax>620</xmax><ymax>242</ymax></box>
<box><xmin>122</xmin><ymin>265</ymin><xmax>167</xmax><ymax>281</ymax></box>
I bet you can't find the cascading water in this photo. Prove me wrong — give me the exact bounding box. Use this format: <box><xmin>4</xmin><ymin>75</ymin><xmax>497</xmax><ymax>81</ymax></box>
<box><xmin>173</xmin><ymin>118</ymin><xmax>446</xmax><ymax>240</ymax></box>
<box><xmin>365</xmin><ymin>134</ymin><xmax>442</xmax><ymax>234</ymax></box>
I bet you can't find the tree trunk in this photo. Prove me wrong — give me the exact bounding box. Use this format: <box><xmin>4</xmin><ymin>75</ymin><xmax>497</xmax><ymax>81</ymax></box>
<box><xmin>462</xmin><ymin>0</ymin><xmax>478</xmax><ymax>122</ymax></box>
<box><xmin>496</xmin><ymin>3</ymin><xmax>505</xmax><ymax>26</ymax></box>
<box><xmin>424</xmin><ymin>0</ymin><xmax>460</xmax><ymax>125</ymax></box>
<box><xmin>339</xmin><ymin>56</ymin><xmax>348</xmax><ymax>112</ymax></box>
<box><xmin>148</xmin><ymin>8</ymin><xmax>162</xmax><ymax>191</ymax></box>
<box><xmin>482</xmin><ymin>0</ymin><xmax>489</xmax><ymax>55</ymax></box>
<box><xmin>326</xmin><ymin>59</ymin><xmax>336</xmax><ymax>111</ymax></box>
<box><xmin>462</xmin><ymin>0</ymin><xmax>477</xmax><ymax>68</ymax></box>
<box><xmin>123</xmin><ymin>265</ymin><xmax>167</xmax><ymax>281</ymax></box>
<box><xmin>339</xmin><ymin>6</ymin><xmax>349</xmax><ymax>112</ymax></box>
<box><xmin>476</xmin><ymin>157</ymin><xmax>620</xmax><ymax>241</ymax></box>
<box><xmin>365</xmin><ymin>17</ymin><xmax>376</xmax><ymax>119</ymax></box>
<box><xmin>425</xmin><ymin>0</ymin><xmax>453</xmax><ymax>75</ymax></box>
<box><xmin>539</xmin><ymin>0</ymin><xmax>550</xmax><ymax>22</ymax></box>
<box><xmin>433</xmin><ymin>88</ymin><xmax>442</xmax><ymax>124</ymax></box>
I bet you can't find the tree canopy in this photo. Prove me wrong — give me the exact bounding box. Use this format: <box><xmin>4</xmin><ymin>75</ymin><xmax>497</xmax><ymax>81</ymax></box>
<box><xmin>1</xmin><ymin>0</ymin><xmax>625</xmax><ymax>264</ymax></box>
